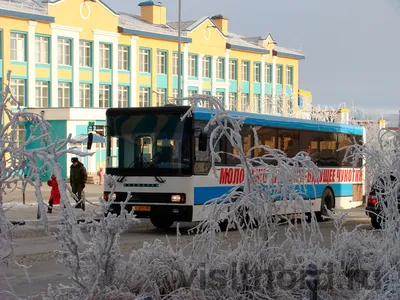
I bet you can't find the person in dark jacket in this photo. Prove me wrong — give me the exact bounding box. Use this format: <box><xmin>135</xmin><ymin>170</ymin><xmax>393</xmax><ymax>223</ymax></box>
<box><xmin>70</xmin><ymin>157</ymin><xmax>87</xmax><ymax>209</ymax></box>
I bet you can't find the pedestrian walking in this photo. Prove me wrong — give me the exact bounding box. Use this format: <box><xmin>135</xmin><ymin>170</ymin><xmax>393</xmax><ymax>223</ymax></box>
<box><xmin>97</xmin><ymin>167</ymin><xmax>104</xmax><ymax>185</ymax></box>
<box><xmin>70</xmin><ymin>157</ymin><xmax>87</xmax><ymax>209</ymax></box>
<box><xmin>47</xmin><ymin>174</ymin><xmax>60</xmax><ymax>213</ymax></box>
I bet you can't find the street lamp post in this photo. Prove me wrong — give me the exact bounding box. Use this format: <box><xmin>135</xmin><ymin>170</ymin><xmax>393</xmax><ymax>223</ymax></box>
<box><xmin>177</xmin><ymin>0</ymin><xmax>182</xmax><ymax>102</ymax></box>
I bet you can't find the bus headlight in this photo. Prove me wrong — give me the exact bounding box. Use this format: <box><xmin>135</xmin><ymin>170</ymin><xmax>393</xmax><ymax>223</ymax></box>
<box><xmin>171</xmin><ymin>194</ymin><xmax>184</xmax><ymax>203</ymax></box>
<box><xmin>104</xmin><ymin>192</ymin><xmax>116</xmax><ymax>202</ymax></box>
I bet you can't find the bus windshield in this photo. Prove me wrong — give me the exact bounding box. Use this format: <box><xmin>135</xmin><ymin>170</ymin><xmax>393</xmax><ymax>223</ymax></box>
<box><xmin>106</xmin><ymin>113</ymin><xmax>192</xmax><ymax>176</ymax></box>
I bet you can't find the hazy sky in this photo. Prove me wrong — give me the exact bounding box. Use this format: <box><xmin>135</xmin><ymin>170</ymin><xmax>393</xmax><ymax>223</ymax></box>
<box><xmin>104</xmin><ymin>0</ymin><xmax>400</xmax><ymax>114</ymax></box>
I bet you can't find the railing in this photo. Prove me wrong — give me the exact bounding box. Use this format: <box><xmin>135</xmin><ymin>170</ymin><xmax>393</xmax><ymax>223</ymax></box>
<box><xmin>0</xmin><ymin>0</ymin><xmax>48</xmax><ymax>14</ymax></box>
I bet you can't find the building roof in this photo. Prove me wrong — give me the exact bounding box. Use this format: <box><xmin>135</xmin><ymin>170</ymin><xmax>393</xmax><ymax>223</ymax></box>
<box><xmin>274</xmin><ymin>45</ymin><xmax>305</xmax><ymax>60</ymax></box>
<box><xmin>118</xmin><ymin>12</ymin><xmax>192</xmax><ymax>42</ymax></box>
<box><xmin>166</xmin><ymin>20</ymin><xmax>198</xmax><ymax>32</ymax></box>
<box><xmin>226</xmin><ymin>32</ymin><xmax>269</xmax><ymax>54</ymax></box>
<box><xmin>168</xmin><ymin>18</ymin><xmax>269</xmax><ymax>54</ymax></box>
<box><xmin>0</xmin><ymin>0</ymin><xmax>47</xmax><ymax>14</ymax></box>
<box><xmin>0</xmin><ymin>0</ymin><xmax>54</xmax><ymax>22</ymax></box>
<box><xmin>0</xmin><ymin>0</ymin><xmax>303</xmax><ymax>58</ymax></box>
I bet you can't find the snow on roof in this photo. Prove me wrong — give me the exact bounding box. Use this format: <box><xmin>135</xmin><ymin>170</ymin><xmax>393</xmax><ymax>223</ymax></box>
<box><xmin>274</xmin><ymin>45</ymin><xmax>304</xmax><ymax>57</ymax></box>
<box><xmin>0</xmin><ymin>0</ymin><xmax>48</xmax><ymax>14</ymax></box>
<box><xmin>118</xmin><ymin>12</ymin><xmax>189</xmax><ymax>38</ymax></box>
<box><xmin>227</xmin><ymin>32</ymin><xmax>267</xmax><ymax>52</ymax></box>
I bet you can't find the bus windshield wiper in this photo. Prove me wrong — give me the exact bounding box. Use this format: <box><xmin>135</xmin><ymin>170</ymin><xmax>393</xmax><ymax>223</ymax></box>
<box><xmin>117</xmin><ymin>143</ymin><xmax>146</xmax><ymax>182</ymax></box>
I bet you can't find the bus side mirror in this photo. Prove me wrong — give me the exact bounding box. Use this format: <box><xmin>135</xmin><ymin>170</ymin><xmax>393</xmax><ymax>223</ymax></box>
<box><xmin>198</xmin><ymin>132</ymin><xmax>207</xmax><ymax>151</ymax></box>
<box><xmin>87</xmin><ymin>132</ymin><xmax>93</xmax><ymax>150</ymax></box>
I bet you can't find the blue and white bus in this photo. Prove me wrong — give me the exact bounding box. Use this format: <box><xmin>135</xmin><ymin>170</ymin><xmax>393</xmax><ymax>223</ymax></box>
<box><xmin>102</xmin><ymin>105</ymin><xmax>365</xmax><ymax>229</ymax></box>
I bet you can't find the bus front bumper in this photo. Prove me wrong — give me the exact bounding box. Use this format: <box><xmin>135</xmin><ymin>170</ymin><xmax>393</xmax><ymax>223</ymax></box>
<box><xmin>108</xmin><ymin>203</ymin><xmax>193</xmax><ymax>222</ymax></box>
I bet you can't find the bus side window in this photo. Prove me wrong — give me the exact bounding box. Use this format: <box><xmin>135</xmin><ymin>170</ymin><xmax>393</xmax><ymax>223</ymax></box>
<box><xmin>194</xmin><ymin>120</ymin><xmax>214</xmax><ymax>174</ymax></box>
<box><xmin>278</xmin><ymin>130</ymin><xmax>299</xmax><ymax>158</ymax></box>
<box><xmin>299</xmin><ymin>130</ymin><xmax>319</xmax><ymax>163</ymax></box>
<box><xmin>253</xmin><ymin>127</ymin><xmax>277</xmax><ymax>155</ymax></box>
<box><xmin>337</xmin><ymin>133</ymin><xmax>357</xmax><ymax>167</ymax></box>
<box><xmin>227</xmin><ymin>124</ymin><xmax>251</xmax><ymax>165</ymax></box>
<box><xmin>319</xmin><ymin>133</ymin><xmax>338</xmax><ymax>166</ymax></box>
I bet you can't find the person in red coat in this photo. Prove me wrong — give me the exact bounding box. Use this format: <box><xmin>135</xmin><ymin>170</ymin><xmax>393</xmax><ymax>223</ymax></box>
<box><xmin>47</xmin><ymin>175</ymin><xmax>60</xmax><ymax>213</ymax></box>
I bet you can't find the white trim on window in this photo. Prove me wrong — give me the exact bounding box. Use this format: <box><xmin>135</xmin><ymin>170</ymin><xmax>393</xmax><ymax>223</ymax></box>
<box><xmin>35</xmin><ymin>81</ymin><xmax>49</xmax><ymax>108</ymax></box>
<box><xmin>35</xmin><ymin>36</ymin><xmax>48</xmax><ymax>64</ymax></box>
<box><xmin>58</xmin><ymin>82</ymin><xmax>70</xmax><ymax>107</ymax></box>
<box><xmin>10</xmin><ymin>33</ymin><xmax>25</xmax><ymax>62</ymax></box>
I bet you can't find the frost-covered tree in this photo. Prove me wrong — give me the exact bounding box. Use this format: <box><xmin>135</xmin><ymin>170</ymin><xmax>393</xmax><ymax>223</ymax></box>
<box><xmin>0</xmin><ymin>71</ymin><xmax>92</xmax><ymax>297</ymax></box>
<box><xmin>4</xmin><ymin>92</ymin><xmax>398</xmax><ymax>299</ymax></box>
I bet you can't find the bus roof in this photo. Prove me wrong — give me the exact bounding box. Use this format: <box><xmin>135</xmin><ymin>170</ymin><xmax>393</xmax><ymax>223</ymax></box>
<box><xmin>194</xmin><ymin>107</ymin><xmax>364</xmax><ymax>135</ymax></box>
<box><xmin>105</xmin><ymin>106</ymin><xmax>364</xmax><ymax>136</ymax></box>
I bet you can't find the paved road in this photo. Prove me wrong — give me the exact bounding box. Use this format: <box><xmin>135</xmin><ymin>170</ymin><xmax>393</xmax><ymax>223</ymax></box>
<box><xmin>3</xmin><ymin>208</ymin><xmax>374</xmax><ymax>299</ymax></box>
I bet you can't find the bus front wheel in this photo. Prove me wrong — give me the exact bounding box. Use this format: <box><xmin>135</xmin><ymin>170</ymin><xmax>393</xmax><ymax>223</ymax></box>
<box><xmin>316</xmin><ymin>188</ymin><xmax>334</xmax><ymax>222</ymax></box>
<box><xmin>150</xmin><ymin>216</ymin><xmax>174</xmax><ymax>229</ymax></box>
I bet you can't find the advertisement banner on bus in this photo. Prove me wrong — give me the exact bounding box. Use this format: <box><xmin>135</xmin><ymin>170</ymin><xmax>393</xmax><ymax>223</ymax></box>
<box><xmin>218</xmin><ymin>167</ymin><xmax>363</xmax><ymax>185</ymax></box>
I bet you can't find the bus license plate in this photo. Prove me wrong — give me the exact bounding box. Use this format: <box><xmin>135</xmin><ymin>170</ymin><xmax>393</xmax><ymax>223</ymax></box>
<box><xmin>133</xmin><ymin>206</ymin><xmax>150</xmax><ymax>212</ymax></box>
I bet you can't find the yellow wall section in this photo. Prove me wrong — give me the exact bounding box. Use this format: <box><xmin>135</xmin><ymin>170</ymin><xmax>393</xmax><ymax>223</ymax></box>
<box><xmin>187</xmin><ymin>20</ymin><xmax>226</xmax><ymax>57</ymax></box>
<box><xmin>202</xmin><ymin>81</ymin><xmax>211</xmax><ymax>90</ymax></box>
<box><xmin>118</xmin><ymin>73</ymin><xmax>130</xmax><ymax>84</ymax></box>
<box><xmin>48</xmin><ymin>0</ymin><xmax>118</xmax><ymax>40</ymax></box>
<box><xmin>58</xmin><ymin>69</ymin><xmax>72</xmax><ymax>80</ymax></box>
<box><xmin>99</xmin><ymin>72</ymin><xmax>111</xmax><ymax>83</ymax></box>
<box><xmin>8</xmin><ymin>65</ymin><xmax>26</xmax><ymax>77</ymax></box>
<box><xmin>80</xmin><ymin>70</ymin><xmax>92</xmax><ymax>82</ymax></box>
<box><xmin>36</xmin><ymin>67</ymin><xmax>50</xmax><ymax>79</ymax></box>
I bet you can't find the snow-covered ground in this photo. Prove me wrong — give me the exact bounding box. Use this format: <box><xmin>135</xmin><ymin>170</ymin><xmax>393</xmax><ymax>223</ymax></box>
<box><xmin>4</xmin><ymin>208</ymin><xmax>372</xmax><ymax>299</ymax></box>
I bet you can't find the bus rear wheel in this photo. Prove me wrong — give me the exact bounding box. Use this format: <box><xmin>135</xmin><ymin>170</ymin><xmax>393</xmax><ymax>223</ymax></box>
<box><xmin>316</xmin><ymin>188</ymin><xmax>334</xmax><ymax>222</ymax></box>
<box><xmin>150</xmin><ymin>216</ymin><xmax>174</xmax><ymax>229</ymax></box>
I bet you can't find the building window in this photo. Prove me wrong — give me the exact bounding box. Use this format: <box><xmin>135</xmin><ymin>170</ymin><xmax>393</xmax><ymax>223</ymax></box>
<box><xmin>216</xmin><ymin>91</ymin><xmax>224</xmax><ymax>102</ymax></box>
<box><xmin>14</xmin><ymin>124</ymin><xmax>26</xmax><ymax>148</ymax></box>
<box><xmin>118</xmin><ymin>45</ymin><xmax>129</xmax><ymax>71</ymax></box>
<box><xmin>229</xmin><ymin>92</ymin><xmax>237</xmax><ymax>111</ymax></box>
<box><xmin>172</xmin><ymin>88</ymin><xmax>178</xmax><ymax>98</ymax></box>
<box><xmin>10</xmin><ymin>79</ymin><xmax>25</xmax><ymax>106</ymax></box>
<box><xmin>188</xmin><ymin>90</ymin><xmax>196</xmax><ymax>97</ymax></box>
<box><xmin>100</xmin><ymin>44</ymin><xmax>111</xmax><ymax>69</ymax></box>
<box><xmin>79</xmin><ymin>83</ymin><xmax>91</xmax><ymax>108</ymax></box>
<box><xmin>241</xmin><ymin>93</ymin><xmax>249</xmax><ymax>111</ymax></box>
<box><xmin>79</xmin><ymin>41</ymin><xmax>91</xmax><ymax>67</ymax></box>
<box><xmin>286</xmin><ymin>66</ymin><xmax>293</xmax><ymax>85</ymax></box>
<box><xmin>156</xmin><ymin>88</ymin><xmax>166</xmax><ymax>106</ymax></box>
<box><xmin>35</xmin><ymin>36</ymin><xmax>48</xmax><ymax>64</ymax></box>
<box><xmin>254</xmin><ymin>63</ymin><xmax>260</xmax><ymax>82</ymax></box>
<box><xmin>241</xmin><ymin>61</ymin><xmax>249</xmax><ymax>81</ymax></box>
<box><xmin>229</xmin><ymin>60</ymin><xmax>236</xmax><ymax>80</ymax></box>
<box><xmin>10</xmin><ymin>33</ymin><xmax>25</xmax><ymax>62</ymax></box>
<box><xmin>201</xmin><ymin>91</ymin><xmax>211</xmax><ymax>108</ymax></box>
<box><xmin>202</xmin><ymin>56</ymin><xmax>210</xmax><ymax>78</ymax></box>
<box><xmin>216</xmin><ymin>58</ymin><xmax>224</xmax><ymax>79</ymax></box>
<box><xmin>253</xmin><ymin>94</ymin><xmax>260</xmax><ymax>113</ymax></box>
<box><xmin>118</xmin><ymin>86</ymin><xmax>128</xmax><ymax>108</ymax></box>
<box><xmin>58</xmin><ymin>82</ymin><xmax>70</xmax><ymax>107</ymax></box>
<box><xmin>172</xmin><ymin>53</ymin><xmax>179</xmax><ymax>75</ymax></box>
<box><xmin>99</xmin><ymin>85</ymin><xmax>110</xmax><ymax>108</ymax></box>
<box><xmin>35</xmin><ymin>81</ymin><xmax>49</xmax><ymax>108</ymax></box>
<box><xmin>58</xmin><ymin>38</ymin><xmax>71</xmax><ymax>66</ymax></box>
<box><xmin>266</xmin><ymin>64</ymin><xmax>272</xmax><ymax>83</ymax></box>
<box><xmin>139</xmin><ymin>87</ymin><xmax>149</xmax><ymax>107</ymax></box>
<box><xmin>277</xmin><ymin>65</ymin><xmax>283</xmax><ymax>84</ymax></box>
<box><xmin>139</xmin><ymin>49</ymin><xmax>150</xmax><ymax>73</ymax></box>
<box><xmin>188</xmin><ymin>55</ymin><xmax>197</xmax><ymax>77</ymax></box>
<box><xmin>157</xmin><ymin>51</ymin><xmax>166</xmax><ymax>74</ymax></box>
